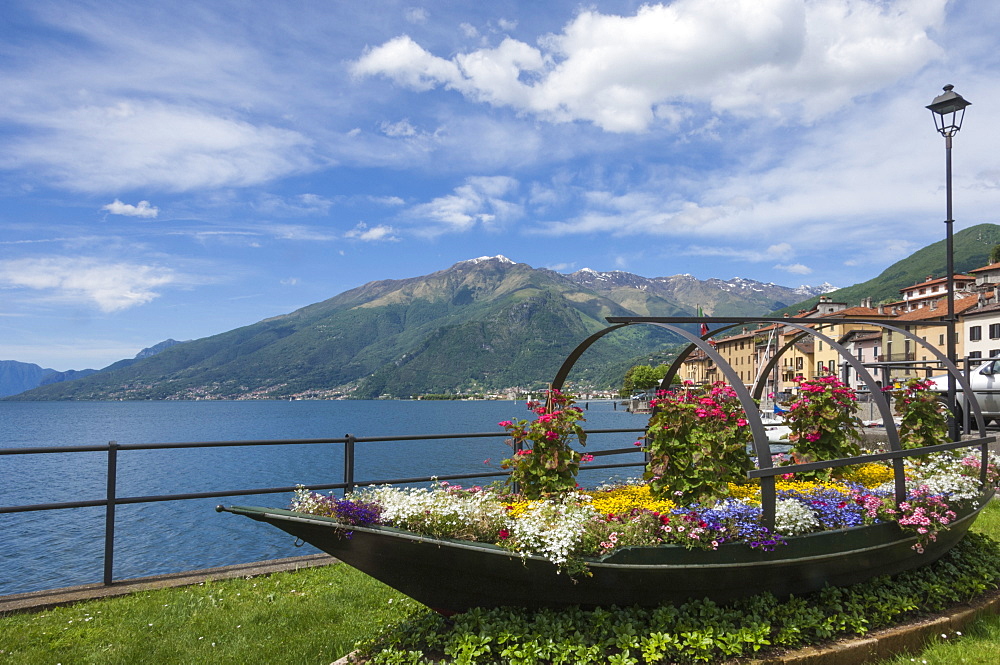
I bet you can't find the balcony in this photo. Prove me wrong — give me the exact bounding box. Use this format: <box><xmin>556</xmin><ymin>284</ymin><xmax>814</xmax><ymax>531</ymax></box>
<box><xmin>876</xmin><ymin>353</ymin><xmax>915</xmax><ymax>362</ymax></box>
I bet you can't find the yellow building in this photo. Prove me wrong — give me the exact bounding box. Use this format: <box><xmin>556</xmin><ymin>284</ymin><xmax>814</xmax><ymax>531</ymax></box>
<box><xmin>882</xmin><ymin>294</ymin><xmax>979</xmax><ymax>383</ymax></box>
<box><xmin>810</xmin><ymin>306</ymin><xmax>895</xmax><ymax>380</ymax></box>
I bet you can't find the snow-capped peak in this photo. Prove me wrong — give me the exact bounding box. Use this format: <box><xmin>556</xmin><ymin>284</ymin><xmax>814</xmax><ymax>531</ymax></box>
<box><xmin>459</xmin><ymin>255</ymin><xmax>515</xmax><ymax>266</ymax></box>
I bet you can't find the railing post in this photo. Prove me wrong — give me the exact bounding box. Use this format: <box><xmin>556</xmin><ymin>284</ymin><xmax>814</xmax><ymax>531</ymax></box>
<box><xmin>103</xmin><ymin>440</ymin><xmax>118</xmax><ymax>586</ymax></box>
<box><xmin>344</xmin><ymin>434</ymin><xmax>355</xmax><ymax>495</ymax></box>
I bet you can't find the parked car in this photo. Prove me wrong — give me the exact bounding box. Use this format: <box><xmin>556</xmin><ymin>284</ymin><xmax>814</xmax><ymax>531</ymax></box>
<box><xmin>925</xmin><ymin>359</ymin><xmax>1000</xmax><ymax>424</ymax></box>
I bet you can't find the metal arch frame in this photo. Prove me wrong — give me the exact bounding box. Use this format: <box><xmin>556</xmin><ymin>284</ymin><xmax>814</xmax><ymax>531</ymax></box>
<box><xmin>550</xmin><ymin>316</ymin><xmax>995</xmax><ymax>525</ymax></box>
<box><xmin>660</xmin><ymin>322</ymin><xmax>748</xmax><ymax>389</ymax></box>
<box><xmin>875</xmin><ymin>320</ymin><xmax>988</xmax><ymax>436</ymax></box>
<box><xmin>551</xmin><ymin>319</ymin><xmax>779</xmax><ymax>526</ymax></box>
<box><xmin>551</xmin><ymin>323</ymin><xmax>630</xmax><ymax>391</ymax></box>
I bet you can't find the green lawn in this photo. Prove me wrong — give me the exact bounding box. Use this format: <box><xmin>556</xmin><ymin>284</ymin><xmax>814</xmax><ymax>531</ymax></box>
<box><xmin>0</xmin><ymin>563</ymin><xmax>419</xmax><ymax>664</ymax></box>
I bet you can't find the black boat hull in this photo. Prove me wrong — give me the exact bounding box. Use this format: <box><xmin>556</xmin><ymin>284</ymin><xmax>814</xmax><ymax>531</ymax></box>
<box><xmin>221</xmin><ymin>494</ymin><xmax>991</xmax><ymax>614</ymax></box>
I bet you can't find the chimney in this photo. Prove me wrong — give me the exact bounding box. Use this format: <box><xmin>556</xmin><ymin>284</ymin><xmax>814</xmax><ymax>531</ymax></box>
<box><xmin>878</xmin><ymin>304</ymin><xmax>885</xmax><ymax>315</ymax></box>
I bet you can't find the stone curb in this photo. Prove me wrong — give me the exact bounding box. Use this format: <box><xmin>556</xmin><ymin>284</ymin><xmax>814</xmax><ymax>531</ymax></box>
<box><xmin>748</xmin><ymin>587</ymin><xmax>1000</xmax><ymax>664</ymax></box>
<box><xmin>0</xmin><ymin>553</ymin><xmax>337</xmax><ymax>615</ymax></box>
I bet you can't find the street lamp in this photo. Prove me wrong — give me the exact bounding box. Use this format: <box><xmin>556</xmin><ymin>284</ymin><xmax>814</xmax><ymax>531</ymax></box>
<box><xmin>927</xmin><ymin>84</ymin><xmax>971</xmax><ymax>438</ymax></box>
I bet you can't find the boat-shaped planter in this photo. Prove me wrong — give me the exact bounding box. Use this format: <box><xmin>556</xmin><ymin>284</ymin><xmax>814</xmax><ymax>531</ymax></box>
<box><xmin>219</xmin><ymin>490</ymin><xmax>992</xmax><ymax>614</ymax></box>
<box><xmin>221</xmin><ymin>318</ymin><xmax>1000</xmax><ymax>613</ymax></box>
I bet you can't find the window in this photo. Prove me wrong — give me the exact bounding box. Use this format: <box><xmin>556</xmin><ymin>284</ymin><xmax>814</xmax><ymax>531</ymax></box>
<box><xmin>939</xmin><ymin>334</ymin><xmax>945</xmax><ymax>346</ymax></box>
<box><xmin>970</xmin><ymin>351</ymin><xmax>983</xmax><ymax>359</ymax></box>
<box><xmin>970</xmin><ymin>326</ymin><xmax>983</xmax><ymax>341</ymax></box>
<box><xmin>817</xmin><ymin>362</ymin><xmax>825</xmax><ymax>374</ymax></box>
<box><xmin>990</xmin><ymin>323</ymin><xmax>1000</xmax><ymax>339</ymax></box>
<box><xmin>795</xmin><ymin>357</ymin><xmax>804</xmax><ymax>370</ymax></box>
<box><xmin>990</xmin><ymin>349</ymin><xmax>1000</xmax><ymax>358</ymax></box>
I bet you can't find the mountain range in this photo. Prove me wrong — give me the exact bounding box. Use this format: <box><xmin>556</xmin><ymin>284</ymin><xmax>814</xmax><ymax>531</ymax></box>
<box><xmin>3</xmin><ymin>257</ymin><xmax>832</xmax><ymax>400</ymax></box>
<box><xmin>11</xmin><ymin>222</ymin><xmax>1000</xmax><ymax>402</ymax></box>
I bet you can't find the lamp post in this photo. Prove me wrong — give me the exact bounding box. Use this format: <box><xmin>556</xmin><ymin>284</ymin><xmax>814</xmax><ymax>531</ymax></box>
<box><xmin>927</xmin><ymin>84</ymin><xmax>971</xmax><ymax>438</ymax></box>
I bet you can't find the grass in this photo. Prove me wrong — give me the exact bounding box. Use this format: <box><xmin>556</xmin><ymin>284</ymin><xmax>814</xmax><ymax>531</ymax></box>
<box><xmin>875</xmin><ymin>614</ymin><xmax>1000</xmax><ymax>664</ymax></box>
<box><xmin>872</xmin><ymin>499</ymin><xmax>1000</xmax><ymax>665</ymax></box>
<box><xmin>2</xmin><ymin>502</ymin><xmax>1000</xmax><ymax>664</ymax></box>
<box><xmin>0</xmin><ymin>564</ymin><xmax>420</xmax><ymax>664</ymax></box>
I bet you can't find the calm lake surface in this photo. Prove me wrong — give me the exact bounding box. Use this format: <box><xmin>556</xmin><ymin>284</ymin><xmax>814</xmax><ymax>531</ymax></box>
<box><xmin>0</xmin><ymin>400</ymin><xmax>648</xmax><ymax>596</ymax></box>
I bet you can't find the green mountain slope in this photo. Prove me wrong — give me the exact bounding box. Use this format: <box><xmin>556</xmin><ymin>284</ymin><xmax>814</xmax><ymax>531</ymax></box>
<box><xmin>772</xmin><ymin>223</ymin><xmax>1000</xmax><ymax>315</ymax></box>
<box><xmin>10</xmin><ymin>258</ymin><xmax>675</xmax><ymax>400</ymax></box>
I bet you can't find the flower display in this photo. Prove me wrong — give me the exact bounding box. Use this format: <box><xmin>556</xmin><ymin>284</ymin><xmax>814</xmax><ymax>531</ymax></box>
<box><xmin>783</xmin><ymin>375</ymin><xmax>863</xmax><ymax>480</ymax></box>
<box><xmin>643</xmin><ymin>381</ymin><xmax>752</xmax><ymax>504</ymax></box>
<box><xmin>886</xmin><ymin>377</ymin><xmax>949</xmax><ymax>451</ymax></box>
<box><xmin>290</xmin><ymin>450</ymin><xmax>998</xmax><ymax>572</ymax></box>
<box><xmin>499</xmin><ymin>390</ymin><xmax>588</xmax><ymax>499</ymax></box>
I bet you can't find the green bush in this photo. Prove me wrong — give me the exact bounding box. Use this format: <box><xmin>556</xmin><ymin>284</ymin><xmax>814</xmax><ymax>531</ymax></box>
<box><xmin>357</xmin><ymin>531</ymin><xmax>1000</xmax><ymax>664</ymax></box>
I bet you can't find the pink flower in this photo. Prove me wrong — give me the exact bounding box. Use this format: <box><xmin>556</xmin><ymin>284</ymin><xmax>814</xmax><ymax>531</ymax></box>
<box><xmin>498</xmin><ymin>420</ymin><xmax>513</xmax><ymax>428</ymax></box>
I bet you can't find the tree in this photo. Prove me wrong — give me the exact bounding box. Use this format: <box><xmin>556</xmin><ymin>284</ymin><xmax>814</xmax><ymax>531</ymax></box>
<box><xmin>990</xmin><ymin>244</ymin><xmax>1000</xmax><ymax>265</ymax></box>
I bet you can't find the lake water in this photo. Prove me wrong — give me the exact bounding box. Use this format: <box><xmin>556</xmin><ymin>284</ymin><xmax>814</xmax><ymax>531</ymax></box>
<box><xmin>0</xmin><ymin>400</ymin><xmax>648</xmax><ymax>596</ymax></box>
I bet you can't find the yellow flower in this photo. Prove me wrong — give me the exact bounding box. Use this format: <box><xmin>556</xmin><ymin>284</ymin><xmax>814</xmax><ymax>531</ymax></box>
<box><xmin>726</xmin><ymin>478</ymin><xmax>854</xmax><ymax>504</ymax></box>
<box><xmin>502</xmin><ymin>499</ymin><xmax>539</xmax><ymax>518</ymax></box>
<box><xmin>841</xmin><ymin>463</ymin><xmax>893</xmax><ymax>488</ymax></box>
<box><xmin>585</xmin><ymin>484</ymin><xmax>676</xmax><ymax>515</ymax></box>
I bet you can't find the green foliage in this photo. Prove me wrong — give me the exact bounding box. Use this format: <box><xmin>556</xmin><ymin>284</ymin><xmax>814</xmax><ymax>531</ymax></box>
<box><xmin>499</xmin><ymin>390</ymin><xmax>588</xmax><ymax>499</ymax></box>
<box><xmin>357</xmin><ymin>529</ymin><xmax>1000</xmax><ymax>664</ymax></box>
<box><xmin>622</xmin><ymin>364</ymin><xmax>671</xmax><ymax>395</ymax></box>
<box><xmin>784</xmin><ymin>375</ymin><xmax>863</xmax><ymax>481</ymax></box>
<box><xmin>991</xmin><ymin>243</ymin><xmax>1000</xmax><ymax>265</ymax></box>
<box><xmin>642</xmin><ymin>382</ymin><xmax>753</xmax><ymax>504</ymax></box>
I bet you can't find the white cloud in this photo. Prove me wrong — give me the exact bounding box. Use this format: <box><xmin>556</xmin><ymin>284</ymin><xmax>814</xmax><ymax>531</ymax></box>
<box><xmin>254</xmin><ymin>193</ymin><xmax>334</xmax><ymax>216</ymax></box>
<box><xmin>344</xmin><ymin>222</ymin><xmax>399</xmax><ymax>242</ymax></box>
<box><xmin>0</xmin><ymin>257</ymin><xmax>176</xmax><ymax>312</ymax></box>
<box><xmin>405</xmin><ymin>8</ymin><xmax>428</xmax><ymax>24</ymax></box>
<box><xmin>775</xmin><ymin>263</ymin><xmax>812</xmax><ymax>275</ymax></box>
<box><xmin>368</xmin><ymin>195</ymin><xmax>406</xmax><ymax>206</ymax></box>
<box><xmin>352</xmin><ymin>0</ymin><xmax>946</xmax><ymax>132</ymax></box>
<box><xmin>102</xmin><ymin>199</ymin><xmax>159</xmax><ymax>218</ymax></box>
<box><xmin>264</xmin><ymin>224</ymin><xmax>338</xmax><ymax>242</ymax></box>
<box><xmin>3</xmin><ymin>101</ymin><xmax>314</xmax><ymax>192</ymax></box>
<box><xmin>407</xmin><ymin>176</ymin><xmax>522</xmax><ymax>234</ymax></box>
<box><xmin>379</xmin><ymin>119</ymin><xmax>418</xmax><ymax>137</ymax></box>
<box><xmin>352</xmin><ymin>35</ymin><xmax>464</xmax><ymax>92</ymax></box>
<box><xmin>684</xmin><ymin>242</ymin><xmax>795</xmax><ymax>263</ymax></box>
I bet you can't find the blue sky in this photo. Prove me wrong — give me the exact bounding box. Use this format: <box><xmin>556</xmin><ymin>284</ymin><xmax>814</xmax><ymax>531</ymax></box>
<box><xmin>2</xmin><ymin>0</ymin><xmax>999</xmax><ymax>370</ymax></box>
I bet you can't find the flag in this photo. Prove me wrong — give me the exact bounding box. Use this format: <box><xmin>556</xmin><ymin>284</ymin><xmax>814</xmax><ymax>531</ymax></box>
<box><xmin>697</xmin><ymin>305</ymin><xmax>715</xmax><ymax>346</ymax></box>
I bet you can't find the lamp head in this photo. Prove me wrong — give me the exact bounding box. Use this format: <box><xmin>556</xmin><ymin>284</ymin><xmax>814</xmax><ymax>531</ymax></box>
<box><xmin>927</xmin><ymin>84</ymin><xmax>970</xmax><ymax>137</ymax></box>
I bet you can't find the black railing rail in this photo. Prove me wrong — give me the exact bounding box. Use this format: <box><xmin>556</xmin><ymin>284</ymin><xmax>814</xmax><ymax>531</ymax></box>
<box><xmin>0</xmin><ymin>427</ymin><xmax>647</xmax><ymax>588</ymax></box>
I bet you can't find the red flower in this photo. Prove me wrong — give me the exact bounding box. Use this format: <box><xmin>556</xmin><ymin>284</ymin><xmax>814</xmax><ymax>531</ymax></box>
<box><xmin>498</xmin><ymin>529</ymin><xmax>510</xmax><ymax>540</ymax></box>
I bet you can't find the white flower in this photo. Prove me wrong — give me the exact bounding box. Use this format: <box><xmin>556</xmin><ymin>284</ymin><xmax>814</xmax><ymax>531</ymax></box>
<box><xmin>774</xmin><ymin>498</ymin><xmax>820</xmax><ymax>536</ymax></box>
<box><xmin>504</xmin><ymin>497</ymin><xmax>596</xmax><ymax>566</ymax></box>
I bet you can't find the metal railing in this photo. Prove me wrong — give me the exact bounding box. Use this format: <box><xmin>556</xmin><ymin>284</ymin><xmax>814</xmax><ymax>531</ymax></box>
<box><xmin>0</xmin><ymin>427</ymin><xmax>647</xmax><ymax>589</ymax></box>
